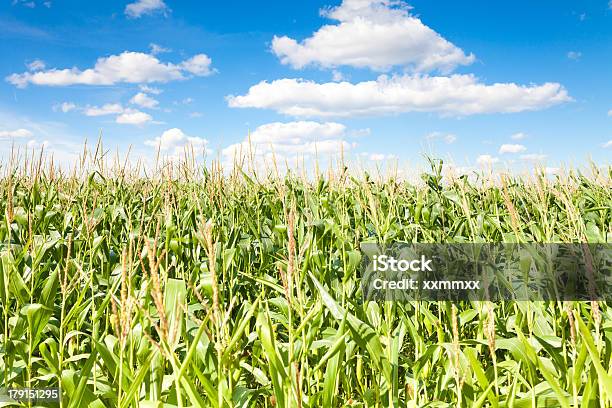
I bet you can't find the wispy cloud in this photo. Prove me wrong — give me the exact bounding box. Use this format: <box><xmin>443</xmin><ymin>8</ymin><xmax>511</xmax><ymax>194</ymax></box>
<box><xmin>125</xmin><ymin>0</ymin><xmax>168</xmax><ymax>18</ymax></box>
<box><xmin>0</xmin><ymin>17</ymin><xmax>51</xmax><ymax>40</ymax></box>
<box><xmin>149</xmin><ymin>43</ymin><xmax>171</xmax><ymax>55</ymax></box>
<box><xmin>426</xmin><ymin>131</ymin><xmax>456</xmax><ymax>144</ymax></box>
<box><xmin>27</xmin><ymin>59</ymin><xmax>46</xmax><ymax>71</ymax></box>
<box><xmin>0</xmin><ymin>128</ymin><xmax>33</xmax><ymax>138</ymax></box>
<box><xmin>84</xmin><ymin>103</ymin><xmax>124</xmax><ymax>116</ymax></box>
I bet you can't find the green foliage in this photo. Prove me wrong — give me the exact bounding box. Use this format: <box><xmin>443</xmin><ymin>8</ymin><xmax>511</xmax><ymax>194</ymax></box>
<box><xmin>0</xmin><ymin>159</ymin><xmax>610</xmax><ymax>407</ymax></box>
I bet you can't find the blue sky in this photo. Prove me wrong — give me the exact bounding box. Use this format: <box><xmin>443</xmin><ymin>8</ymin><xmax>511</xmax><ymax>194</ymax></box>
<box><xmin>1</xmin><ymin>0</ymin><xmax>611</xmax><ymax>172</ymax></box>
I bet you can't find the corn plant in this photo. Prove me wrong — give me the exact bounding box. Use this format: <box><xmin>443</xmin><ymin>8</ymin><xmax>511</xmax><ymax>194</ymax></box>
<box><xmin>0</xmin><ymin>149</ymin><xmax>610</xmax><ymax>407</ymax></box>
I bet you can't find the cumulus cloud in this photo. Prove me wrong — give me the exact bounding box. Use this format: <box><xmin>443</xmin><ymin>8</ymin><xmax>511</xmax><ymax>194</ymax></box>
<box><xmin>125</xmin><ymin>0</ymin><xmax>168</xmax><ymax>18</ymax></box>
<box><xmin>271</xmin><ymin>0</ymin><xmax>474</xmax><ymax>72</ymax></box>
<box><xmin>228</xmin><ymin>74</ymin><xmax>571</xmax><ymax>117</ymax></box>
<box><xmin>223</xmin><ymin>121</ymin><xmax>351</xmax><ymax>163</ymax></box>
<box><xmin>602</xmin><ymin>140</ymin><xmax>612</xmax><ymax>149</ymax></box>
<box><xmin>7</xmin><ymin>51</ymin><xmax>213</xmax><ymax>87</ymax></box>
<box><xmin>145</xmin><ymin>128</ymin><xmax>209</xmax><ymax>157</ymax></box>
<box><xmin>84</xmin><ymin>103</ymin><xmax>124</xmax><ymax>116</ymax></box>
<box><xmin>476</xmin><ymin>154</ymin><xmax>499</xmax><ymax>165</ymax></box>
<box><xmin>180</xmin><ymin>54</ymin><xmax>214</xmax><ymax>76</ymax></box>
<box><xmin>0</xmin><ymin>128</ymin><xmax>33</xmax><ymax>138</ymax></box>
<box><xmin>499</xmin><ymin>143</ymin><xmax>527</xmax><ymax>154</ymax></box>
<box><xmin>130</xmin><ymin>92</ymin><xmax>159</xmax><ymax>109</ymax></box>
<box><xmin>116</xmin><ymin>109</ymin><xmax>152</xmax><ymax>125</ymax></box>
<box><xmin>567</xmin><ymin>51</ymin><xmax>581</xmax><ymax>60</ymax></box>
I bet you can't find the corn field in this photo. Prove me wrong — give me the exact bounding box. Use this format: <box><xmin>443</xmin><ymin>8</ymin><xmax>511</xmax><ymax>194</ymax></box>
<box><xmin>0</xmin><ymin>151</ymin><xmax>611</xmax><ymax>407</ymax></box>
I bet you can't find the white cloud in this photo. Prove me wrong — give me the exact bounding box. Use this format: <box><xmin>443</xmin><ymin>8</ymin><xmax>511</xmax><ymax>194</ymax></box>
<box><xmin>607</xmin><ymin>109</ymin><xmax>612</xmax><ymax>117</ymax></box>
<box><xmin>444</xmin><ymin>134</ymin><xmax>457</xmax><ymax>144</ymax></box>
<box><xmin>149</xmin><ymin>43</ymin><xmax>170</xmax><ymax>55</ymax></box>
<box><xmin>476</xmin><ymin>154</ymin><xmax>499</xmax><ymax>165</ymax></box>
<box><xmin>499</xmin><ymin>143</ymin><xmax>527</xmax><ymax>154</ymax></box>
<box><xmin>180</xmin><ymin>54</ymin><xmax>214</xmax><ymax>76</ymax></box>
<box><xmin>116</xmin><ymin>109</ymin><xmax>152</xmax><ymax>125</ymax></box>
<box><xmin>0</xmin><ymin>112</ymin><xmax>84</xmax><ymax>169</ymax></box>
<box><xmin>228</xmin><ymin>74</ymin><xmax>571</xmax><ymax>117</ymax></box>
<box><xmin>145</xmin><ymin>128</ymin><xmax>209</xmax><ymax>157</ymax></box>
<box><xmin>271</xmin><ymin>0</ymin><xmax>474</xmax><ymax>72</ymax></box>
<box><xmin>567</xmin><ymin>51</ymin><xmax>581</xmax><ymax>60</ymax></box>
<box><xmin>55</xmin><ymin>101</ymin><xmax>154</xmax><ymax>124</ymax></box>
<box><xmin>602</xmin><ymin>140</ymin><xmax>612</xmax><ymax>149</ymax></box>
<box><xmin>27</xmin><ymin>59</ymin><xmax>45</xmax><ymax>71</ymax></box>
<box><xmin>332</xmin><ymin>70</ymin><xmax>345</xmax><ymax>82</ymax></box>
<box><xmin>13</xmin><ymin>0</ymin><xmax>36</xmax><ymax>8</ymax></box>
<box><xmin>13</xmin><ymin>0</ymin><xmax>52</xmax><ymax>7</ymax></box>
<box><xmin>84</xmin><ymin>103</ymin><xmax>124</xmax><ymax>116</ymax></box>
<box><xmin>367</xmin><ymin>153</ymin><xmax>397</xmax><ymax>161</ymax></box>
<box><xmin>223</xmin><ymin>121</ymin><xmax>351</xmax><ymax>162</ymax></box>
<box><xmin>510</xmin><ymin>132</ymin><xmax>527</xmax><ymax>140</ymax></box>
<box><xmin>0</xmin><ymin>128</ymin><xmax>33</xmax><ymax>138</ymax></box>
<box><xmin>426</xmin><ymin>131</ymin><xmax>456</xmax><ymax>144</ymax></box>
<box><xmin>26</xmin><ymin>139</ymin><xmax>49</xmax><ymax>149</ymax></box>
<box><xmin>520</xmin><ymin>153</ymin><xmax>547</xmax><ymax>161</ymax></box>
<box><xmin>54</xmin><ymin>102</ymin><xmax>76</xmax><ymax>113</ymax></box>
<box><xmin>544</xmin><ymin>167</ymin><xmax>559</xmax><ymax>175</ymax></box>
<box><xmin>130</xmin><ymin>92</ymin><xmax>159</xmax><ymax>109</ymax></box>
<box><xmin>350</xmin><ymin>128</ymin><xmax>371</xmax><ymax>137</ymax></box>
<box><xmin>369</xmin><ymin>153</ymin><xmax>386</xmax><ymax>161</ymax></box>
<box><xmin>125</xmin><ymin>0</ymin><xmax>168</xmax><ymax>18</ymax></box>
<box><xmin>189</xmin><ymin>112</ymin><xmax>203</xmax><ymax>118</ymax></box>
<box><xmin>140</xmin><ymin>84</ymin><xmax>162</xmax><ymax>94</ymax></box>
<box><xmin>7</xmin><ymin>51</ymin><xmax>213</xmax><ymax>87</ymax></box>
